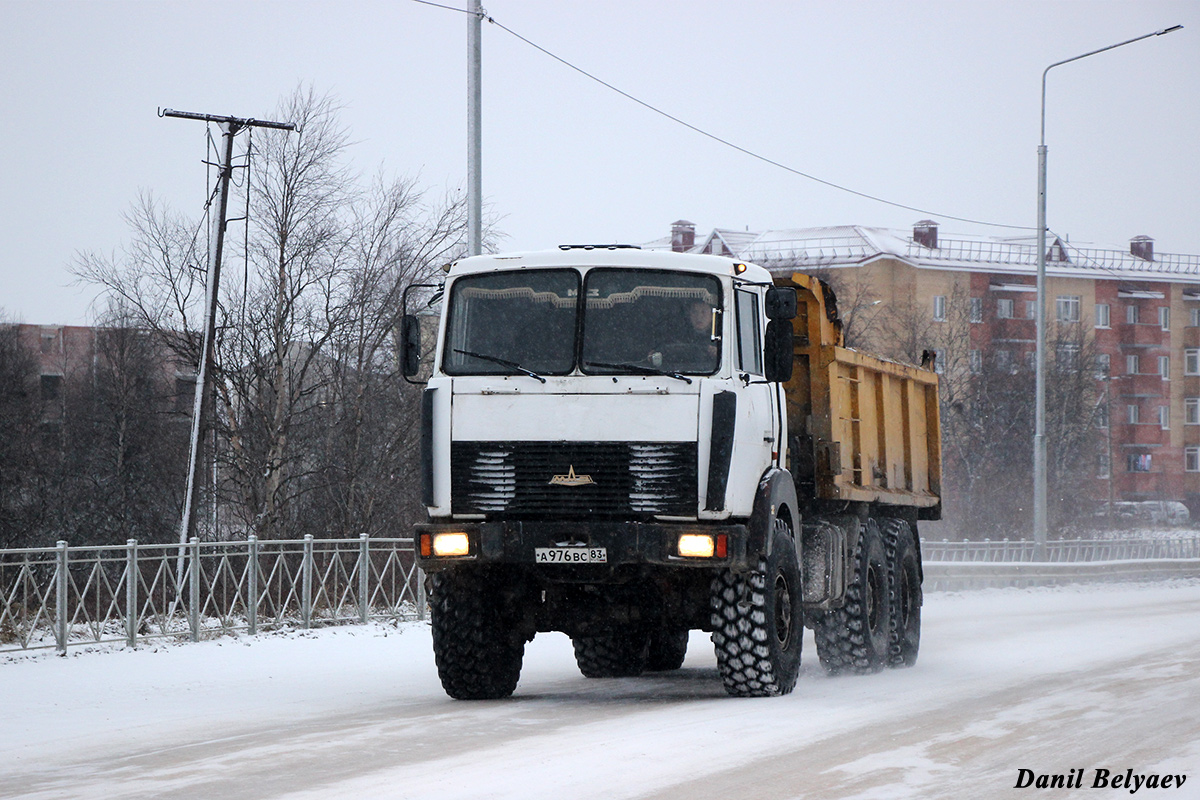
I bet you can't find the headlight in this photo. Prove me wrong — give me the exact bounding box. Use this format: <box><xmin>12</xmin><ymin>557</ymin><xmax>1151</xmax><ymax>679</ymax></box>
<box><xmin>678</xmin><ymin>534</ymin><xmax>715</xmax><ymax>558</ymax></box>
<box><xmin>431</xmin><ymin>532</ymin><xmax>470</xmax><ymax>557</ymax></box>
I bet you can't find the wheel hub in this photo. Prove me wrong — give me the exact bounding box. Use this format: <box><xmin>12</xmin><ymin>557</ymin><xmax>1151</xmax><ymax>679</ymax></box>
<box><xmin>774</xmin><ymin>572</ymin><xmax>793</xmax><ymax>648</ymax></box>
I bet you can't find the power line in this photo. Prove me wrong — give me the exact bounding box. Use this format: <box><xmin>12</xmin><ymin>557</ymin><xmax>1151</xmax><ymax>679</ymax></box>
<box><xmin>409</xmin><ymin>0</ymin><xmax>1034</xmax><ymax>232</ymax></box>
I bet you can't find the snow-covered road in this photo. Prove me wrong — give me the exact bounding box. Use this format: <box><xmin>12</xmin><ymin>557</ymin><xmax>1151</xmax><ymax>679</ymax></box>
<box><xmin>3</xmin><ymin>582</ymin><xmax>1199</xmax><ymax>800</ymax></box>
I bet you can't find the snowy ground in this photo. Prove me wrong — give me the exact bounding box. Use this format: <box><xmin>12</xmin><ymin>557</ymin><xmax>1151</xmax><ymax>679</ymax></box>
<box><xmin>3</xmin><ymin>582</ymin><xmax>1199</xmax><ymax>800</ymax></box>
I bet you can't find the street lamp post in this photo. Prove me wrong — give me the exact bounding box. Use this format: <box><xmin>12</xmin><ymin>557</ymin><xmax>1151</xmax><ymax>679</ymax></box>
<box><xmin>1033</xmin><ymin>25</ymin><xmax>1182</xmax><ymax>559</ymax></box>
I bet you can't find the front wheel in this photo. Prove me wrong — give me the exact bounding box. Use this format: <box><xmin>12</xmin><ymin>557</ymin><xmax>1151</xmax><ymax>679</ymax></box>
<box><xmin>430</xmin><ymin>569</ymin><xmax>525</xmax><ymax>699</ymax></box>
<box><xmin>710</xmin><ymin>517</ymin><xmax>803</xmax><ymax>697</ymax></box>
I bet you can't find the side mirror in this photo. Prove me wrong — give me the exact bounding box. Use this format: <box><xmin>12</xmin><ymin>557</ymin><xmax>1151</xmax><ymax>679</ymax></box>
<box><xmin>765</xmin><ymin>286</ymin><xmax>798</xmax><ymax>320</ymax></box>
<box><xmin>764</xmin><ymin>319</ymin><xmax>794</xmax><ymax>383</ymax></box>
<box><xmin>400</xmin><ymin>315</ymin><xmax>422</xmax><ymax>378</ymax></box>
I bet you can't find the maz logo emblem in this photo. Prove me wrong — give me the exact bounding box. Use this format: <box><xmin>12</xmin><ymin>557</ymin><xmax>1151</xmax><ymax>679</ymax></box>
<box><xmin>549</xmin><ymin>466</ymin><xmax>596</xmax><ymax>487</ymax></box>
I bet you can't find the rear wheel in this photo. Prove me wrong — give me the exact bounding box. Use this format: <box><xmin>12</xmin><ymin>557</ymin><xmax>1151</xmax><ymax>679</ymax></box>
<box><xmin>572</xmin><ymin>630</ymin><xmax>651</xmax><ymax>678</ymax></box>
<box><xmin>430</xmin><ymin>569</ymin><xmax>525</xmax><ymax>699</ymax></box>
<box><xmin>710</xmin><ymin>516</ymin><xmax>803</xmax><ymax>697</ymax></box>
<box><xmin>813</xmin><ymin>518</ymin><xmax>891</xmax><ymax>675</ymax></box>
<box><xmin>646</xmin><ymin>629</ymin><xmax>690</xmax><ymax>672</ymax></box>
<box><xmin>884</xmin><ymin>518</ymin><xmax>922</xmax><ymax>668</ymax></box>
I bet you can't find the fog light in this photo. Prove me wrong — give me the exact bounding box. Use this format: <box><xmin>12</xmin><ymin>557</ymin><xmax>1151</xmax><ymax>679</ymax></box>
<box><xmin>432</xmin><ymin>532</ymin><xmax>470</xmax><ymax>557</ymax></box>
<box><xmin>678</xmin><ymin>534</ymin><xmax>715</xmax><ymax>558</ymax></box>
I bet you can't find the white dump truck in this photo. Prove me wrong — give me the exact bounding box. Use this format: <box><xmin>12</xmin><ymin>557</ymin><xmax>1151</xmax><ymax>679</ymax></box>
<box><xmin>401</xmin><ymin>246</ymin><xmax>941</xmax><ymax>699</ymax></box>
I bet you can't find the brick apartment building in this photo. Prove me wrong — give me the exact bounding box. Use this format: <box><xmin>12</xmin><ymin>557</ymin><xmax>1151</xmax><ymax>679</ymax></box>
<box><xmin>10</xmin><ymin>323</ymin><xmax>195</xmax><ymax>426</ymax></box>
<box><xmin>652</xmin><ymin>219</ymin><xmax>1200</xmax><ymax>515</ymax></box>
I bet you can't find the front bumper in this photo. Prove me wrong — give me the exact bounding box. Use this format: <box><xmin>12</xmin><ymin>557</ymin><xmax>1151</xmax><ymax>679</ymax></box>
<box><xmin>415</xmin><ymin>519</ymin><xmax>751</xmax><ymax>572</ymax></box>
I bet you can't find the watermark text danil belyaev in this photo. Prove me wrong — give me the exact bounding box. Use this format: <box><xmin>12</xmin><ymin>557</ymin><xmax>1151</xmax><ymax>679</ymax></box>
<box><xmin>1015</xmin><ymin>768</ymin><xmax>1187</xmax><ymax>792</ymax></box>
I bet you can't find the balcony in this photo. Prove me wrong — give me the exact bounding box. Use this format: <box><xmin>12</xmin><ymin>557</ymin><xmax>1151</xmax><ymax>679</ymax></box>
<box><xmin>1116</xmin><ymin>323</ymin><xmax>1168</xmax><ymax>348</ymax></box>
<box><xmin>1113</xmin><ymin>372</ymin><xmax>1167</xmax><ymax>397</ymax></box>
<box><xmin>989</xmin><ymin>317</ymin><xmax>1035</xmax><ymax>342</ymax></box>
<box><xmin>1115</xmin><ymin>423</ymin><xmax>1169</xmax><ymax>446</ymax></box>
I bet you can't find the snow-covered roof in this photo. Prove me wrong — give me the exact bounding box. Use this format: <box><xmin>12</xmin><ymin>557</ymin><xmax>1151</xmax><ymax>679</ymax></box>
<box><xmin>658</xmin><ymin>224</ymin><xmax>1200</xmax><ymax>283</ymax></box>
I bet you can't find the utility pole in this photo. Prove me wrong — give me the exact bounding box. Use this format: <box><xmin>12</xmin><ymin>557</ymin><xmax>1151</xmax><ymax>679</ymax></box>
<box><xmin>467</xmin><ymin>0</ymin><xmax>483</xmax><ymax>255</ymax></box>
<box><xmin>161</xmin><ymin>109</ymin><xmax>294</xmax><ymax>547</ymax></box>
<box><xmin>1032</xmin><ymin>24</ymin><xmax>1181</xmax><ymax>560</ymax></box>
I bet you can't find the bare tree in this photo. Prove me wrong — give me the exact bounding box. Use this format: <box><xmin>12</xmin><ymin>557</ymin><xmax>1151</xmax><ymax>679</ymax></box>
<box><xmin>0</xmin><ymin>321</ymin><xmax>43</xmax><ymax>548</ymax></box>
<box><xmin>805</xmin><ymin>267</ymin><xmax>884</xmax><ymax>351</ymax></box>
<box><xmin>54</xmin><ymin>302</ymin><xmax>189</xmax><ymax>546</ymax></box>
<box><xmin>76</xmin><ymin>86</ymin><xmax>473</xmax><ymax>542</ymax></box>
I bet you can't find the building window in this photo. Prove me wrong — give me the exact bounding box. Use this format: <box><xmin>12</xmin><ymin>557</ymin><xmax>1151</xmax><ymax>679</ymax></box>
<box><xmin>1095</xmin><ymin>303</ymin><xmax>1110</xmax><ymax>328</ymax></box>
<box><xmin>1127</xmin><ymin>453</ymin><xmax>1152</xmax><ymax>473</ymax></box>
<box><xmin>932</xmin><ymin>295</ymin><xmax>946</xmax><ymax>322</ymax></box>
<box><xmin>997</xmin><ymin>298</ymin><xmax>1014</xmax><ymax>319</ymax></box>
<box><xmin>1159</xmin><ymin>355</ymin><xmax>1170</xmax><ymax>380</ymax></box>
<box><xmin>1159</xmin><ymin>307</ymin><xmax>1170</xmax><ymax>331</ymax></box>
<box><xmin>1056</xmin><ymin>296</ymin><xmax>1081</xmax><ymax>323</ymax></box>
<box><xmin>1187</xmin><ymin>349</ymin><xmax>1200</xmax><ymax>376</ymax></box>
<box><xmin>175</xmin><ymin>377</ymin><xmax>197</xmax><ymax>414</ymax></box>
<box><xmin>1097</xmin><ymin>451</ymin><xmax>1111</xmax><ymax>479</ymax></box>
<box><xmin>995</xmin><ymin>349</ymin><xmax>1012</xmax><ymax>372</ymax></box>
<box><xmin>1126</xmin><ymin>354</ymin><xmax>1139</xmax><ymax>375</ymax></box>
<box><xmin>1025</xmin><ymin>351</ymin><xmax>1036</xmax><ymax>372</ymax></box>
<box><xmin>1095</xmin><ymin>353</ymin><xmax>1111</xmax><ymax>379</ymax></box>
<box><xmin>1127</xmin><ymin>404</ymin><xmax>1139</xmax><ymax>425</ymax></box>
<box><xmin>1186</xmin><ymin>397</ymin><xmax>1200</xmax><ymax>425</ymax></box>
<box><xmin>1057</xmin><ymin>344</ymin><xmax>1079</xmax><ymax>370</ymax></box>
<box><xmin>932</xmin><ymin>348</ymin><xmax>945</xmax><ymax>374</ymax></box>
<box><xmin>39</xmin><ymin>374</ymin><xmax>62</xmax><ymax>402</ymax></box>
<box><xmin>1191</xmin><ymin>307</ymin><xmax>1200</xmax><ymax>327</ymax></box>
<box><xmin>1025</xmin><ymin>300</ymin><xmax>1037</xmax><ymax>320</ymax></box>
<box><xmin>1187</xmin><ymin>447</ymin><xmax>1200</xmax><ymax>473</ymax></box>
<box><xmin>1096</xmin><ymin>401</ymin><xmax>1109</xmax><ymax>429</ymax></box>
<box><xmin>969</xmin><ymin>349</ymin><xmax>982</xmax><ymax>374</ymax></box>
<box><xmin>969</xmin><ymin>297</ymin><xmax>983</xmax><ymax>324</ymax></box>
<box><xmin>1127</xmin><ymin>305</ymin><xmax>1139</xmax><ymax>324</ymax></box>
<box><xmin>1159</xmin><ymin>406</ymin><xmax>1170</xmax><ymax>430</ymax></box>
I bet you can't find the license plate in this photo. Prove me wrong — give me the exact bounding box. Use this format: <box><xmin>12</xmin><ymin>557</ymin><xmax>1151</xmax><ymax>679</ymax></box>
<box><xmin>534</xmin><ymin>547</ymin><xmax>607</xmax><ymax>564</ymax></box>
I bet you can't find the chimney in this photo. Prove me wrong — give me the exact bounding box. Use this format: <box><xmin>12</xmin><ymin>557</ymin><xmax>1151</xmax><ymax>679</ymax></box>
<box><xmin>1130</xmin><ymin>235</ymin><xmax>1154</xmax><ymax>262</ymax></box>
<box><xmin>671</xmin><ymin>220</ymin><xmax>696</xmax><ymax>253</ymax></box>
<box><xmin>913</xmin><ymin>219</ymin><xmax>939</xmax><ymax>249</ymax></box>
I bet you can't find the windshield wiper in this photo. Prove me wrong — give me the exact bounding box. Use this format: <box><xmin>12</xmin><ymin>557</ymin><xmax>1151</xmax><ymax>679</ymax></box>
<box><xmin>453</xmin><ymin>349</ymin><xmax>547</xmax><ymax>383</ymax></box>
<box><xmin>583</xmin><ymin>360</ymin><xmax>693</xmax><ymax>384</ymax></box>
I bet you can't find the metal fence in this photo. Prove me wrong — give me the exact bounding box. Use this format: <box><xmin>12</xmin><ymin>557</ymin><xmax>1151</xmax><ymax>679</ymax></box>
<box><xmin>0</xmin><ymin>535</ymin><xmax>423</xmax><ymax>655</ymax></box>
<box><xmin>6</xmin><ymin>534</ymin><xmax>1198</xmax><ymax>655</ymax></box>
<box><xmin>923</xmin><ymin>536</ymin><xmax>1200</xmax><ymax>563</ymax></box>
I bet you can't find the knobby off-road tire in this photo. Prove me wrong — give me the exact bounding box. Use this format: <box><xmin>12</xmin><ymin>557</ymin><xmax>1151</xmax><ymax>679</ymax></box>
<box><xmin>430</xmin><ymin>569</ymin><xmax>525</xmax><ymax>699</ymax></box>
<box><xmin>646</xmin><ymin>629</ymin><xmax>690</xmax><ymax>672</ymax></box>
<box><xmin>572</xmin><ymin>631</ymin><xmax>651</xmax><ymax>678</ymax></box>
<box><xmin>883</xmin><ymin>518</ymin><xmax>922</xmax><ymax>668</ymax></box>
<box><xmin>813</xmin><ymin>518</ymin><xmax>891</xmax><ymax>675</ymax></box>
<box><xmin>710</xmin><ymin>517</ymin><xmax>803</xmax><ymax>697</ymax></box>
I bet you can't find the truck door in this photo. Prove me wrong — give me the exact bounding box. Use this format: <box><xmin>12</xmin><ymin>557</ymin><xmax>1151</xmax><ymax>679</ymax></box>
<box><xmin>728</xmin><ymin>286</ymin><xmax>776</xmax><ymax>502</ymax></box>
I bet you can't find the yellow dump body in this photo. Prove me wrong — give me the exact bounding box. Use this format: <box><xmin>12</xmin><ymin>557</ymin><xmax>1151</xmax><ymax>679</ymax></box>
<box><xmin>779</xmin><ymin>273</ymin><xmax>942</xmax><ymax>512</ymax></box>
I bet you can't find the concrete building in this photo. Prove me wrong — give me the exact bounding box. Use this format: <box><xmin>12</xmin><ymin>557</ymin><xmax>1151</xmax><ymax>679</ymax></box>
<box><xmin>651</xmin><ymin>220</ymin><xmax>1200</xmax><ymax>516</ymax></box>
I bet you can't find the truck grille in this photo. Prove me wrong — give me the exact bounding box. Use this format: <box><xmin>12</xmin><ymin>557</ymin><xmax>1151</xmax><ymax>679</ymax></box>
<box><xmin>451</xmin><ymin>441</ymin><xmax>697</xmax><ymax>517</ymax></box>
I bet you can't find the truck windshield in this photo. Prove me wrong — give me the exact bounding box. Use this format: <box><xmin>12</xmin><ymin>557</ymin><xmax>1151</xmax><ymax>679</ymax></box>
<box><xmin>582</xmin><ymin>269</ymin><xmax>721</xmax><ymax>376</ymax></box>
<box><xmin>443</xmin><ymin>269</ymin><xmax>580</xmax><ymax>377</ymax></box>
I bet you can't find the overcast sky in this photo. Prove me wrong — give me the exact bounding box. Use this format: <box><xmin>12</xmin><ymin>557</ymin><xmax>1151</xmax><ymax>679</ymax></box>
<box><xmin>2</xmin><ymin>0</ymin><xmax>1197</xmax><ymax>325</ymax></box>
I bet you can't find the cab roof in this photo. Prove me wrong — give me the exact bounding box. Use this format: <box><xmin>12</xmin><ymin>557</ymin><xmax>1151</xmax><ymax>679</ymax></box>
<box><xmin>448</xmin><ymin>247</ymin><xmax>772</xmax><ymax>283</ymax></box>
